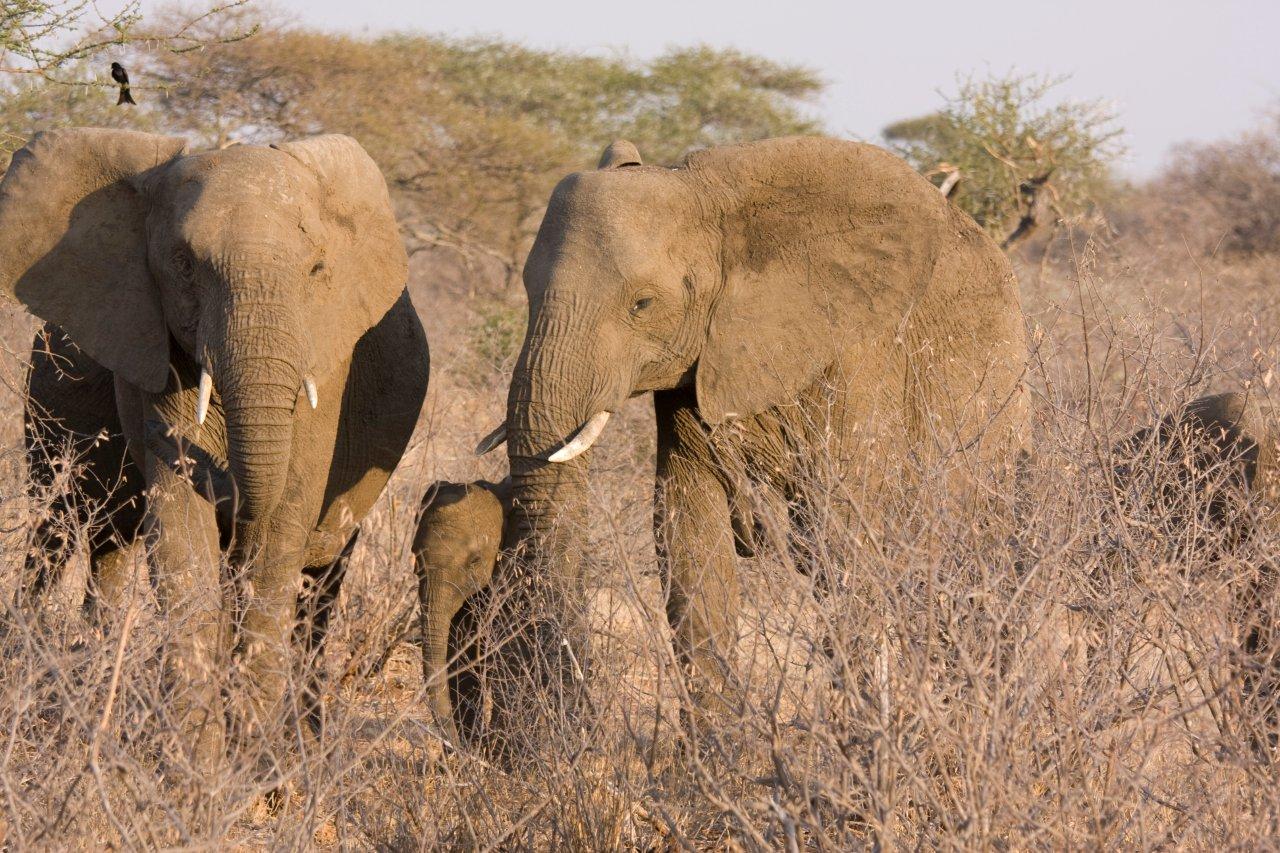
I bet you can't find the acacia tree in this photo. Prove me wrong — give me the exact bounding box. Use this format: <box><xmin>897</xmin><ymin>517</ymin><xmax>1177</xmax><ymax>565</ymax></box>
<box><xmin>136</xmin><ymin>22</ymin><xmax>823</xmax><ymax>287</ymax></box>
<box><xmin>1</xmin><ymin>0</ymin><xmax>254</xmax><ymax>80</ymax></box>
<box><xmin>884</xmin><ymin>72</ymin><xmax>1123</xmax><ymax>248</ymax></box>
<box><xmin>3</xmin><ymin>5</ymin><xmax>822</xmax><ymax>284</ymax></box>
<box><xmin>0</xmin><ymin>1</ymin><xmax>255</xmax><ymax>158</ymax></box>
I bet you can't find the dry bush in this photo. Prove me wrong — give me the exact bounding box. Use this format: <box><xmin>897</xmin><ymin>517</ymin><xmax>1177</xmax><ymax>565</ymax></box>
<box><xmin>1107</xmin><ymin>110</ymin><xmax>1280</xmax><ymax>262</ymax></box>
<box><xmin>0</xmin><ymin>217</ymin><xmax>1279</xmax><ymax>848</ymax></box>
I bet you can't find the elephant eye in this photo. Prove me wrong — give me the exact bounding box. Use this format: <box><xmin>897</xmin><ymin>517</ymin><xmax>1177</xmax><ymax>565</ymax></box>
<box><xmin>172</xmin><ymin>250</ymin><xmax>195</xmax><ymax>280</ymax></box>
<box><xmin>310</xmin><ymin>259</ymin><xmax>326</xmax><ymax>276</ymax></box>
<box><xmin>630</xmin><ymin>296</ymin><xmax>655</xmax><ymax>315</ymax></box>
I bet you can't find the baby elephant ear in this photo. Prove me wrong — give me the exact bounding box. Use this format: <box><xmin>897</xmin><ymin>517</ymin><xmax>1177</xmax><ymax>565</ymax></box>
<box><xmin>598</xmin><ymin>140</ymin><xmax>643</xmax><ymax>169</ymax></box>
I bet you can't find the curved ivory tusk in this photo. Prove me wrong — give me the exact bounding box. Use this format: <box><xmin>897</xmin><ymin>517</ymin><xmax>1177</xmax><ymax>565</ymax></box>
<box><xmin>548</xmin><ymin>411</ymin><xmax>610</xmax><ymax>463</ymax></box>
<box><xmin>196</xmin><ymin>368</ymin><xmax>213</xmax><ymax>426</ymax></box>
<box><xmin>303</xmin><ymin>374</ymin><xmax>318</xmax><ymax>410</ymax></box>
<box><xmin>474</xmin><ymin>423</ymin><xmax>508</xmax><ymax>456</ymax></box>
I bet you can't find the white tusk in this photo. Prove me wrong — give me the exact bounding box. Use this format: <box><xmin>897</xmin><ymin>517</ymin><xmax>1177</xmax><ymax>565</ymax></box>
<box><xmin>196</xmin><ymin>368</ymin><xmax>213</xmax><ymax>426</ymax></box>
<box><xmin>474</xmin><ymin>423</ymin><xmax>508</xmax><ymax>456</ymax></box>
<box><xmin>547</xmin><ymin>411</ymin><xmax>610</xmax><ymax>463</ymax></box>
<box><xmin>303</xmin><ymin>375</ymin><xmax>318</xmax><ymax>410</ymax></box>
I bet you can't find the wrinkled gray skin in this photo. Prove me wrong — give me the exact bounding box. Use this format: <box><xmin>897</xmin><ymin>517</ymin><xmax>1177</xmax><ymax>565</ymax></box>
<box><xmin>413</xmin><ymin>478</ymin><xmax>509</xmax><ymax>744</ymax></box>
<box><xmin>489</xmin><ymin>136</ymin><xmax>1029</xmax><ymax>717</ymax></box>
<box><xmin>0</xmin><ymin>128</ymin><xmax>430</xmax><ymax>766</ymax></box>
<box><xmin>23</xmin><ymin>323</ymin><xmax>146</xmax><ymax>621</ymax></box>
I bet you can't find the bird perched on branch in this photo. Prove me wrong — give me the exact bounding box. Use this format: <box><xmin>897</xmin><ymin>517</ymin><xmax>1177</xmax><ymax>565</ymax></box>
<box><xmin>110</xmin><ymin>62</ymin><xmax>136</xmax><ymax>106</ymax></box>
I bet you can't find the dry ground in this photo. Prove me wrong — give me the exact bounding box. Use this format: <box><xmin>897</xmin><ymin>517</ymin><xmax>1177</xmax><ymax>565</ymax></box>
<box><xmin>3</xmin><ymin>220</ymin><xmax>1280</xmax><ymax>849</ymax></box>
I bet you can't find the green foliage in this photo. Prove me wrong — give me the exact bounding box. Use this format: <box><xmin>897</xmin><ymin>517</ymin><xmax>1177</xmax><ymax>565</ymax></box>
<box><xmin>0</xmin><ymin>1</ymin><xmax>252</xmax><ymax>164</ymax></box>
<box><xmin>0</xmin><ymin>1</ymin><xmax>253</xmax><ymax>81</ymax></box>
<box><xmin>0</xmin><ymin>8</ymin><xmax>820</xmax><ymax>283</ymax></box>
<box><xmin>885</xmin><ymin>72</ymin><xmax>1123</xmax><ymax>242</ymax></box>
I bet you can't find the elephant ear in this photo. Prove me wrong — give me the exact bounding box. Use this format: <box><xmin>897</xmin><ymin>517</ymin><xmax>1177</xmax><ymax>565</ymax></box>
<box><xmin>271</xmin><ymin>135</ymin><xmax>407</xmax><ymax>382</ymax></box>
<box><xmin>692</xmin><ymin>136</ymin><xmax>949</xmax><ymax>424</ymax></box>
<box><xmin>0</xmin><ymin>128</ymin><xmax>186</xmax><ymax>393</ymax></box>
<box><xmin>598</xmin><ymin>140</ymin><xmax>642</xmax><ymax>169</ymax></box>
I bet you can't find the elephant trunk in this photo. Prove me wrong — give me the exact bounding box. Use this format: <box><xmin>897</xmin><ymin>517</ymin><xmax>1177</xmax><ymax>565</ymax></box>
<box><xmin>418</xmin><ymin>570</ymin><xmax>463</xmax><ymax>737</ymax></box>
<box><xmin>506</xmin><ymin>454</ymin><xmax>590</xmax><ymax>584</ymax></box>
<box><xmin>504</xmin><ymin>314</ymin><xmax>601</xmax><ymax>585</ymax></box>
<box><xmin>207</xmin><ymin>293</ymin><xmax>305</xmax><ymax>522</ymax></box>
<box><xmin>498</xmin><ymin>315</ymin><xmax>612</xmax><ymax>723</ymax></box>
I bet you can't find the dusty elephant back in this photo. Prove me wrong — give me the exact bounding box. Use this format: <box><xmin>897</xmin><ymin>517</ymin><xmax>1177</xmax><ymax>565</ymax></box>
<box><xmin>909</xmin><ymin>202</ymin><xmax>1029</xmax><ymax>467</ymax></box>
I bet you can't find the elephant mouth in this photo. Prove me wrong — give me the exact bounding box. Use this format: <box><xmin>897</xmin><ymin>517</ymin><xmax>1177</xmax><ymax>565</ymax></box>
<box><xmin>193</xmin><ymin>360</ymin><xmax>319</xmax><ymax>427</ymax></box>
<box><xmin>475</xmin><ymin>410</ymin><xmax>612</xmax><ymax>463</ymax></box>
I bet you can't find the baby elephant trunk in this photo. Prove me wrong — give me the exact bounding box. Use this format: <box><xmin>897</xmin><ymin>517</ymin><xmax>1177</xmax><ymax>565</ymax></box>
<box><xmin>413</xmin><ymin>480</ymin><xmax>507</xmax><ymax>743</ymax></box>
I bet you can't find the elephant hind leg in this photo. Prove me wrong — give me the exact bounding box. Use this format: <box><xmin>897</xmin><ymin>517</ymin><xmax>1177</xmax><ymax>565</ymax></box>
<box><xmin>19</xmin><ymin>509</ymin><xmax>74</xmax><ymax>610</ymax></box>
<box><xmin>295</xmin><ymin>530</ymin><xmax>358</xmax><ymax>738</ymax></box>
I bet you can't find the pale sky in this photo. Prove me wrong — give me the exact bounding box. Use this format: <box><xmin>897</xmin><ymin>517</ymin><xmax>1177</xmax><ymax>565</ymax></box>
<box><xmin>271</xmin><ymin>0</ymin><xmax>1277</xmax><ymax>176</ymax></box>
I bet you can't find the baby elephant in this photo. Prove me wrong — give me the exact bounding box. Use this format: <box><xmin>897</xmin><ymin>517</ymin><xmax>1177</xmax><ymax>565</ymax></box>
<box><xmin>1113</xmin><ymin>391</ymin><xmax>1279</xmax><ymax>552</ymax></box>
<box><xmin>413</xmin><ymin>478</ymin><xmax>509</xmax><ymax>744</ymax></box>
<box><xmin>1113</xmin><ymin>392</ymin><xmax>1280</xmax><ymax>738</ymax></box>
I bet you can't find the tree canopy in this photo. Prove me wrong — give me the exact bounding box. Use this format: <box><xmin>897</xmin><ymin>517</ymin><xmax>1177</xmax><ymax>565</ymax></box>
<box><xmin>884</xmin><ymin>72</ymin><xmax>1123</xmax><ymax>246</ymax></box>
<box><xmin>2</xmin><ymin>10</ymin><xmax>821</xmax><ymax>284</ymax></box>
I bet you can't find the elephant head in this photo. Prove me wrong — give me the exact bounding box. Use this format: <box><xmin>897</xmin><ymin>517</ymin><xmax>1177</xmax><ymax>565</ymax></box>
<box><xmin>0</xmin><ymin>128</ymin><xmax>406</xmax><ymax>521</ymax></box>
<box><xmin>484</xmin><ymin>135</ymin><xmax>948</xmax><ymax>576</ymax></box>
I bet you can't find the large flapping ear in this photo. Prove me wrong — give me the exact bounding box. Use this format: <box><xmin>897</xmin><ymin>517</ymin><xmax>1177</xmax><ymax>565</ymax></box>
<box><xmin>691</xmin><ymin>136</ymin><xmax>949</xmax><ymax>424</ymax></box>
<box><xmin>271</xmin><ymin>135</ymin><xmax>408</xmax><ymax>382</ymax></box>
<box><xmin>0</xmin><ymin>128</ymin><xmax>186</xmax><ymax>393</ymax></box>
<box><xmin>598</xmin><ymin>140</ymin><xmax>643</xmax><ymax>169</ymax></box>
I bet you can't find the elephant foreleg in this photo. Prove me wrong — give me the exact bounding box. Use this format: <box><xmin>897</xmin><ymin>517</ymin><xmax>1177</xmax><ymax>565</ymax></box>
<box><xmin>294</xmin><ymin>530</ymin><xmax>358</xmax><ymax>742</ymax></box>
<box><xmin>233</xmin><ymin>516</ymin><xmax>310</xmax><ymax>755</ymax></box>
<box><xmin>654</xmin><ymin>390</ymin><xmax>741</xmax><ymax>717</ymax></box>
<box><xmin>144</xmin><ymin>452</ymin><xmax>227</xmax><ymax>772</ymax></box>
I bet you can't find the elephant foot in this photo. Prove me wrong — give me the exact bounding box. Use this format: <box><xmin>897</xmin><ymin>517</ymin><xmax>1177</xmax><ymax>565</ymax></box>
<box><xmin>426</xmin><ymin>713</ymin><xmax>462</xmax><ymax>756</ymax></box>
<box><xmin>244</xmin><ymin>782</ymin><xmax>294</xmax><ymax>827</ymax></box>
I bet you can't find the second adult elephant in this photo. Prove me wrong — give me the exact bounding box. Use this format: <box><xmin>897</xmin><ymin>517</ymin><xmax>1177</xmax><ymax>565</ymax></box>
<box><xmin>480</xmin><ymin>136</ymin><xmax>1029</xmax><ymax>713</ymax></box>
<box><xmin>0</xmin><ymin>128</ymin><xmax>430</xmax><ymax>765</ymax></box>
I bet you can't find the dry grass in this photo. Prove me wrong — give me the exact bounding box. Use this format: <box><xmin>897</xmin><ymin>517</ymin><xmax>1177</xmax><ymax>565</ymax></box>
<box><xmin>2</xmin><ymin>223</ymin><xmax>1280</xmax><ymax>849</ymax></box>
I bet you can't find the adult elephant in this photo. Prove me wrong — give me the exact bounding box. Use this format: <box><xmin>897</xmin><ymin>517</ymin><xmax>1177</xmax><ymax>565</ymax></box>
<box><xmin>479</xmin><ymin>136</ymin><xmax>1028</xmax><ymax>718</ymax></box>
<box><xmin>0</xmin><ymin>128</ymin><xmax>430</xmax><ymax>766</ymax></box>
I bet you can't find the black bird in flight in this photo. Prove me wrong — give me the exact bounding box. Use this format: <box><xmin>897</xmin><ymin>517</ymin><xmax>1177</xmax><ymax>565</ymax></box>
<box><xmin>111</xmin><ymin>62</ymin><xmax>136</xmax><ymax>105</ymax></box>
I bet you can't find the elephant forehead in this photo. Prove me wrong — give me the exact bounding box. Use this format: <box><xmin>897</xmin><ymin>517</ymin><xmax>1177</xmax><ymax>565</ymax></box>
<box><xmin>548</xmin><ymin>169</ymin><xmax>692</xmax><ymax>233</ymax></box>
<box><xmin>167</xmin><ymin>148</ymin><xmax>315</xmax><ymax>209</ymax></box>
<box><xmin>535</xmin><ymin>170</ymin><xmax>693</xmax><ymax>279</ymax></box>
